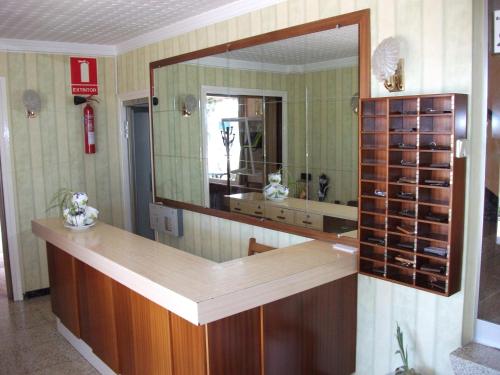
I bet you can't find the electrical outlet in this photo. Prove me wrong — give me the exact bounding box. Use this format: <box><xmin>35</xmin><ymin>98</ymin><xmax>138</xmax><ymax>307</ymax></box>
<box><xmin>149</xmin><ymin>203</ymin><xmax>183</xmax><ymax>237</ymax></box>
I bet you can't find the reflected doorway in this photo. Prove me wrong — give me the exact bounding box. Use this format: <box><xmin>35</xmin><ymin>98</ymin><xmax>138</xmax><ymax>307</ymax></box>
<box><xmin>201</xmin><ymin>87</ymin><xmax>286</xmax><ymax>211</ymax></box>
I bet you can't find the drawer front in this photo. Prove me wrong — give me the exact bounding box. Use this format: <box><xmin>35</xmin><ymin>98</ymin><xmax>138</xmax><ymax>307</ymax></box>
<box><xmin>230</xmin><ymin>200</ymin><xmax>265</xmax><ymax>217</ymax></box>
<box><xmin>230</xmin><ymin>199</ymin><xmax>252</xmax><ymax>214</ymax></box>
<box><xmin>266</xmin><ymin>206</ymin><xmax>295</xmax><ymax>224</ymax></box>
<box><xmin>248</xmin><ymin>202</ymin><xmax>266</xmax><ymax>217</ymax></box>
<box><xmin>294</xmin><ymin>211</ymin><xmax>323</xmax><ymax>231</ymax></box>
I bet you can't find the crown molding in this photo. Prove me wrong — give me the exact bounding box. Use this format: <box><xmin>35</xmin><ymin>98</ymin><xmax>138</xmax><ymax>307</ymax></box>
<box><xmin>0</xmin><ymin>38</ymin><xmax>116</xmax><ymax>56</ymax></box>
<box><xmin>115</xmin><ymin>0</ymin><xmax>286</xmax><ymax>55</ymax></box>
<box><xmin>189</xmin><ymin>55</ymin><xmax>358</xmax><ymax>74</ymax></box>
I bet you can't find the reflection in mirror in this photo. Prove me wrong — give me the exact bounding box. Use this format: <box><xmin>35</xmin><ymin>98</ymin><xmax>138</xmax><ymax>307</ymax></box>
<box><xmin>204</xmin><ymin>93</ymin><xmax>283</xmax><ymax>211</ymax></box>
<box><xmin>152</xmin><ymin>23</ymin><xmax>361</xmax><ymax>236</ymax></box>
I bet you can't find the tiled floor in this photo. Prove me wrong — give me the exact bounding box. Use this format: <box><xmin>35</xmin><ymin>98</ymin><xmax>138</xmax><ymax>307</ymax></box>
<box><xmin>0</xmin><ymin>253</ymin><xmax>99</xmax><ymax>374</ymax></box>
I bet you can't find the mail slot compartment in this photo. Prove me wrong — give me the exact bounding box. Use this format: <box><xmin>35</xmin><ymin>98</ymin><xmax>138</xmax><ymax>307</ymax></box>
<box><xmin>294</xmin><ymin>211</ymin><xmax>323</xmax><ymax>231</ymax></box>
<box><xmin>266</xmin><ymin>206</ymin><xmax>295</xmax><ymax>224</ymax></box>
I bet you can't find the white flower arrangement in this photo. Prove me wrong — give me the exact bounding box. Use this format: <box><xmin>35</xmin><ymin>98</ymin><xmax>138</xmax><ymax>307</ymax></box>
<box><xmin>49</xmin><ymin>189</ymin><xmax>99</xmax><ymax>228</ymax></box>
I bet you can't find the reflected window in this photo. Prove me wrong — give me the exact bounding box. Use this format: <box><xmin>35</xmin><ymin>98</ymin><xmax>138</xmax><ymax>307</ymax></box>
<box><xmin>206</xmin><ymin>95</ymin><xmax>240</xmax><ymax>181</ymax></box>
<box><xmin>203</xmin><ymin>92</ymin><xmax>283</xmax><ymax>211</ymax></box>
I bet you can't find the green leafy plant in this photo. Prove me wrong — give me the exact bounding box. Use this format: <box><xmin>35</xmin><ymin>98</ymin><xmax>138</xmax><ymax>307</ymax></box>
<box><xmin>395</xmin><ymin>323</ymin><xmax>419</xmax><ymax>375</ymax></box>
<box><xmin>47</xmin><ymin>188</ymin><xmax>74</xmax><ymax>217</ymax></box>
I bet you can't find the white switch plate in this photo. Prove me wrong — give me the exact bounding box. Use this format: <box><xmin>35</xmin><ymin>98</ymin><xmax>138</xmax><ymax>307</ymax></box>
<box><xmin>455</xmin><ymin>139</ymin><xmax>469</xmax><ymax>158</ymax></box>
<box><xmin>149</xmin><ymin>203</ymin><xmax>183</xmax><ymax>237</ymax></box>
<box><xmin>494</xmin><ymin>10</ymin><xmax>500</xmax><ymax>54</ymax></box>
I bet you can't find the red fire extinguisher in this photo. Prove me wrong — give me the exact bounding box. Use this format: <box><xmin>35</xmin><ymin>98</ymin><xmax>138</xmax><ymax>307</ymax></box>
<box><xmin>83</xmin><ymin>103</ymin><xmax>95</xmax><ymax>154</ymax></box>
<box><xmin>74</xmin><ymin>95</ymin><xmax>99</xmax><ymax>154</ymax></box>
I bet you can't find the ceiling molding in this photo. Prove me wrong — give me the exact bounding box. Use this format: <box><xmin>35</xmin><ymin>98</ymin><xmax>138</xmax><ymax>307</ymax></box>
<box><xmin>115</xmin><ymin>0</ymin><xmax>286</xmax><ymax>55</ymax></box>
<box><xmin>189</xmin><ymin>55</ymin><xmax>358</xmax><ymax>74</ymax></box>
<box><xmin>0</xmin><ymin>38</ymin><xmax>116</xmax><ymax>56</ymax></box>
<box><xmin>0</xmin><ymin>0</ymin><xmax>284</xmax><ymax>56</ymax></box>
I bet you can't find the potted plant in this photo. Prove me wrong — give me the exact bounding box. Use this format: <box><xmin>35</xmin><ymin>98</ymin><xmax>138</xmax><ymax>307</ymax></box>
<box><xmin>48</xmin><ymin>188</ymin><xmax>98</xmax><ymax>229</ymax></box>
<box><xmin>394</xmin><ymin>323</ymin><xmax>420</xmax><ymax>375</ymax></box>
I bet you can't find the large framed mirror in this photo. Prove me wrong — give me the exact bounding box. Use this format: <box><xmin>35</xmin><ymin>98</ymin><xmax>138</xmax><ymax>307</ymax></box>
<box><xmin>150</xmin><ymin>9</ymin><xmax>370</xmax><ymax>242</ymax></box>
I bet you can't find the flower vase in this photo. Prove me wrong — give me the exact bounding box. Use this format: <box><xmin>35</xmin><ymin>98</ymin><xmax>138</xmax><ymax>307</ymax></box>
<box><xmin>263</xmin><ymin>172</ymin><xmax>289</xmax><ymax>202</ymax></box>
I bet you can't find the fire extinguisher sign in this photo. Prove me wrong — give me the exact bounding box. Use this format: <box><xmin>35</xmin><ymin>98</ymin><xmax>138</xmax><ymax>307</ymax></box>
<box><xmin>70</xmin><ymin>57</ymin><xmax>98</xmax><ymax>95</ymax></box>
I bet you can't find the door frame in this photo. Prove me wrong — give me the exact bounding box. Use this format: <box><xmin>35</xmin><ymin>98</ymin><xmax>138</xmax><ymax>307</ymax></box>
<box><xmin>470</xmin><ymin>0</ymin><xmax>500</xmax><ymax>349</ymax></box>
<box><xmin>117</xmin><ymin>90</ymin><xmax>150</xmax><ymax>232</ymax></box>
<box><xmin>0</xmin><ymin>77</ymin><xmax>23</xmax><ymax>300</ymax></box>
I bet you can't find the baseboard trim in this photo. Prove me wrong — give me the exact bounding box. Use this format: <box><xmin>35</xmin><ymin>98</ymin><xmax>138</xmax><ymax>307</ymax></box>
<box><xmin>56</xmin><ymin>318</ymin><xmax>117</xmax><ymax>375</ymax></box>
<box><xmin>475</xmin><ymin>319</ymin><xmax>500</xmax><ymax>350</ymax></box>
<box><xmin>24</xmin><ymin>287</ymin><xmax>50</xmax><ymax>299</ymax></box>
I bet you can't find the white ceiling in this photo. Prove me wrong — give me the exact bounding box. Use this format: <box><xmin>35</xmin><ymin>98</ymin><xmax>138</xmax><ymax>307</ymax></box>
<box><xmin>0</xmin><ymin>0</ymin><xmax>243</xmax><ymax>45</ymax></box>
<box><xmin>221</xmin><ymin>24</ymin><xmax>358</xmax><ymax>65</ymax></box>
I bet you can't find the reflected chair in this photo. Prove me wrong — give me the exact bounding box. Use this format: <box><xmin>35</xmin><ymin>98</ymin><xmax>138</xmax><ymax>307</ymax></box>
<box><xmin>248</xmin><ymin>238</ymin><xmax>275</xmax><ymax>256</ymax></box>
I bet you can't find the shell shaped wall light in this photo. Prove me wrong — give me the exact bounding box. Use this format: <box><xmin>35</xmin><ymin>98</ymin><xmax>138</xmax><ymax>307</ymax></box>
<box><xmin>372</xmin><ymin>37</ymin><xmax>404</xmax><ymax>92</ymax></box>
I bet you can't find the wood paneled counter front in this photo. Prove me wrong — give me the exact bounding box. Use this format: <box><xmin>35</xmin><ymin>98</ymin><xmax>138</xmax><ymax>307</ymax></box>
<box><xmin>32</xmin><ymin>218</ymin><xmax>358</xmax><ymax>375</ymax></box>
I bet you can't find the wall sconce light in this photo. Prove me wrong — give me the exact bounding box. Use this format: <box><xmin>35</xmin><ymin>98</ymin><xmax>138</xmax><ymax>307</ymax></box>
<box><xmin>22</xmin><ymin>89</ymin><xmax>41</xmax><ymax>118</ymax></box>
<box><xmin>350</xmin><ymin>92</ymin><xmax>359</xmax><ymax>114</ymax></box>
<box><xmin>372</xmin><ymin>37</ymin><xmax>405</xmax><ymax>92</ymax></box>
<box><xmin>181</xmin><ymin>94</ymin><xmax>197</xmax><ymax>117</ymax></box>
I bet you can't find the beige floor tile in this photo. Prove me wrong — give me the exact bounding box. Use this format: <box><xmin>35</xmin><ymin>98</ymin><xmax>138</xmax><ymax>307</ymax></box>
<box><xmin>0</xmin><ymin>267</ymin><xmax>100</xmax><ymax>374</ymax></box>
<box><xmin>29</xmin><ymin>358</ymin><xmax>100</xmax><ymax>375</ymax></box>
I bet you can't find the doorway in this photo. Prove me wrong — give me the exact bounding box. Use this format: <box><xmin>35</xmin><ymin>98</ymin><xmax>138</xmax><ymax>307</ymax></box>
<box><xmin>475</xmin><ymin>0</ymin><xmax>500</xmax><ymax>349</ymax></box>
<box><xmin>125</xmin><ymin>100</ymin><xmax>155</xmax><ymax>240</ymax></box>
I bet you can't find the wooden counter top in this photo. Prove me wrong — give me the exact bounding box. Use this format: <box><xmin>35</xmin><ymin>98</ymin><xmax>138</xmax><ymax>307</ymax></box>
<box><xmin>32</xmin><ymin>218</ymin><xmax>357</xmax><ymax>325</ymax></box>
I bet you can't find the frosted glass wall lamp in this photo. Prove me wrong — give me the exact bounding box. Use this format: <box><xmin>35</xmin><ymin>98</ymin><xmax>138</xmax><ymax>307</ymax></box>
<box><xmin>22</xmin><ymin>89</ymin><xmax>41</xmax><ymax>118</ymax></box>
<box><xmin>372</xmin><ymin>37</ymin><xmax>404</xmax><ymax>92</ymax></box>
<box><xmin>181</xmin><ymin>95</ymin><xmax>197</xmax><ymax>117</ymax></box>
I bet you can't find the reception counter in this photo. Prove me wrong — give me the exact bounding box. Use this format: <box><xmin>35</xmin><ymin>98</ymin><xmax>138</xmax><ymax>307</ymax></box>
<box><xmin>32</xmin><ymin>218</ymin><xmax>358</xmax><ymax>375</ymax></box>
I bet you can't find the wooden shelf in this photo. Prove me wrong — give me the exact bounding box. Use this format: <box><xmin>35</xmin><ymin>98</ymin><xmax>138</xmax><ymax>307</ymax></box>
<box><xmin>358</xmin><ymin>93</ymin><xmax>467</xmax><ymax>297</ymax></box>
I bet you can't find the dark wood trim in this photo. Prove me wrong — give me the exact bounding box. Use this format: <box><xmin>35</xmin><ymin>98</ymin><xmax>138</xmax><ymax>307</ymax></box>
<box><xmin>150</xmin><ymin>9</ymin><xmax>370</xmax><ymax>72</ymax></box>
<box><xmin>206</xmin><ymin>308</ymin><xmax>261</xmax><ymax>375</ymax></box>
<box><xmin>156</xmin><ymin>197</ymin><xmax>358</xmax><ymax>246</ymax></box>
<box><xmin>76</xmin><ymin>261</ymin><xmax>120</xmax><ymax>372</ymax></box>
<box><xmin>46</xmin><ymin>243</ymin><xmax>81</xmax><ymax>337</ymax></box>
<box><xmin>150</xmin><ymin>10</ymin><xmax>370</xmax><ymax>243</ymax></box>
<box><xmin>262</xmin><ymin>274</ymin><xmax>357</xmax><ymax>375</ymax></box>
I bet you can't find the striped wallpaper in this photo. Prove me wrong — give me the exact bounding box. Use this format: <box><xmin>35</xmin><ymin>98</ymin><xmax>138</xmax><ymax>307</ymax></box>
<box><xmin>153</xmin><ymin>62</ymin><xmax>358</xmax><ymax>205</ymax></box>
<box><xmin>0</xmin><ymin>53</ymin><xmax>123</xmax><ymax>292</ymax></box>
<box><xmin>117</xmin><ymin>1</ymin><xmax>472</xmax><ymax>374</ymax></box>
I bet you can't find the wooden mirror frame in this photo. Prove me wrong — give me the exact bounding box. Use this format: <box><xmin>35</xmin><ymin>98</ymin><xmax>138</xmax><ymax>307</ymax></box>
<box><xmin>149</xmin><ymin>9</ymin><xmax>370</xmax><ymax>245</ymax></box>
